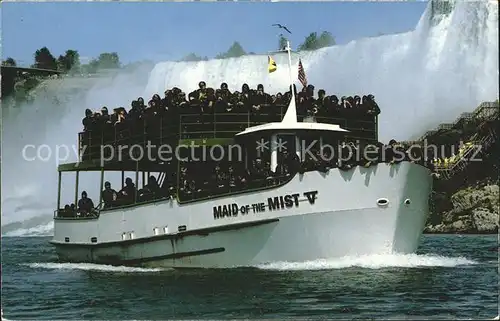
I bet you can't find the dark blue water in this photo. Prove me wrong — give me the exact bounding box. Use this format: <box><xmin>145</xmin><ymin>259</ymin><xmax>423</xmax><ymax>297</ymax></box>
<box><xmin>1</xmin><ymin>235</ymin><xmax>498</xmax><ymax>320</ymax></box>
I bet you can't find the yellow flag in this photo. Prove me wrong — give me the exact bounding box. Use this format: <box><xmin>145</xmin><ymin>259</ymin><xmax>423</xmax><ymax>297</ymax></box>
<box><xmin>268</xmin><ymin>56</ymin><xmax>277</xmax><ymax>73</ymax></box>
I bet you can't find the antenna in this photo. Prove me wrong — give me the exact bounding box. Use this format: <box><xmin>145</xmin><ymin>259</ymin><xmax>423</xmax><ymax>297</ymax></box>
<box><xmin>271</xmin><ymin>24</ymin><xmax>297</xmax><ymax>123</ymax></box>
<box><xmin>281</xmin><ymin>40</ymin><xmax>297</xmax><ymax>124</ymax></box>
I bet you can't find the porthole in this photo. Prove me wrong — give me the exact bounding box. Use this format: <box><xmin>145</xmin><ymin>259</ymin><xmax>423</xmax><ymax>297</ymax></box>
<box><xmin>377</xmin><ymin>198</ymin><xmax>389</xmax><ymax>207</ymax></box>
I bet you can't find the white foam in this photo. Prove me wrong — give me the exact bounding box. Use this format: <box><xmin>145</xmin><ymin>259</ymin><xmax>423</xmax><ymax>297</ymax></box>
<box><xmin>22</xmin><ymin>254</ymin><xmax>475</xmax><ymax>272</ymax></box>
<box><xmin>2</xmin><ymin>66</ymin><xmax>153</xmax><ymax>226</ymax></box>
<box><xmin>255</xmin><ymin>253</ymin><xmax>476</xmax><ymax>270</ymax></box>
<box><xmin>24</xmin><ymin>262</ymin><xmax>163</xmax><ymax>273</ymax></box>
<box><xmin>2</xmin><ymin>222</ymin><xmax>54</xmax><ymax>237</ymax></box>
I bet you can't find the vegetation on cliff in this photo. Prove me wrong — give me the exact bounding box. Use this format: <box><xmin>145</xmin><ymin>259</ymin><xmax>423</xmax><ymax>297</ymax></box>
<box><xmin>2</xmin><ymin>30</ymin><xmax>336</xmax><ymax>101</ymax></box>
<box><xmin>2</xmin><ymin>47</ymin><xmax>121</xmax><ymax>74</ymax></box>
<box><xmin>2</xmin><ymin>48</ymin><xmax>123</xmax><ymax>103</ymax></box>
<box><xmin>180</xmin><ymin>31</ymin><xmax>335</xmax><ymax>61</ymax></box>
<box><xmin>3</xmin><ymin>30</ymin><xmax>335</xmax><ymax>68</ymax></box>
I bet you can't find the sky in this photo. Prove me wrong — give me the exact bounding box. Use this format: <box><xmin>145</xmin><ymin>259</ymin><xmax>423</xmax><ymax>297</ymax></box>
<box><xmin>1</xmin><ymin>1</ymin><xmax>427</xmax><ymax>66</ymax></box>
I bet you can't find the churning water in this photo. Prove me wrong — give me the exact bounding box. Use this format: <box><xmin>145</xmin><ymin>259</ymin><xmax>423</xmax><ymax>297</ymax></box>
<box><xmin>2</xmin><ymin>235</ymin><xmax>498</xmax><ymax>319</ymax></box>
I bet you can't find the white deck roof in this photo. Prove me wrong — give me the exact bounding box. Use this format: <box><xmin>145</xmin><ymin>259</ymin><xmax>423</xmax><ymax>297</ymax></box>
<box><xmin>235</xmin><ymin>121</ymin><xmax>348</xmax><ymax>137</ymax></box>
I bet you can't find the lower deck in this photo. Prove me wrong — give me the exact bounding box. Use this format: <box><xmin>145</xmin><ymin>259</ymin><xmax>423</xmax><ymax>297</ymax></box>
<box><xmin>56</xmin><ymin>133</ymin><xmax>419</xmax><ymax>220</ymax></box>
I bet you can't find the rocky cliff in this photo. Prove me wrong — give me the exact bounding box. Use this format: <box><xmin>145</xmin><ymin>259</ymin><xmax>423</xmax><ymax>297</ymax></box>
<box><xmin>425</xmin><ymin>183</ymin><xmax>499</xmax><ymax>233</ymax></box>
<box><xmin>423</xmin><ymin>102</ymin><xmax>499</xmax><ymax>234</ymax></box>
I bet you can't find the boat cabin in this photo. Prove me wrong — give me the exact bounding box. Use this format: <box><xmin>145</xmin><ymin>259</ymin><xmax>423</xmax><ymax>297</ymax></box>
<box><xmin>55</xmin><ymin>94</ymin><xmax>379</xmax><ymax>220</ymax></box>
<box><xmin>55</xmin><ymin>42</ymin><xmax>381</xmax><ymax>220</ymax></box>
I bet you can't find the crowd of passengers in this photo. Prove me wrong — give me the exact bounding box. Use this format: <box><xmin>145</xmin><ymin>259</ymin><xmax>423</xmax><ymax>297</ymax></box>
<box><xmin>59</xmin><ymin>139</ymin><xmax>439</xmax><ymax>218</ymax></box>
<box><xmin>430</xmin><ymin>121</ymin><xmax>497</xmax><ymax>169</ymax></box>
<box><xmin>81</xmin><ymin>81</ymin><xmax>381</xmax><ymax>134</ymax></box>
<box><xmin>431</xmin><ymin>141</ymin><xmax>475</xmax><ymax>169</ymax></box>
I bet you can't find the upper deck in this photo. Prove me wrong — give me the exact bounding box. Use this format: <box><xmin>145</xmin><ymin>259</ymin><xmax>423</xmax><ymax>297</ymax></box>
<box><xmin>60</xmin><ymin>45</ymin><xmax>384</xmax><ymax>220</ymax></box>
<box><xmin>78</xmin><ymin>96</ymin><xmax>380</xmax><ymax>163</ymax></box>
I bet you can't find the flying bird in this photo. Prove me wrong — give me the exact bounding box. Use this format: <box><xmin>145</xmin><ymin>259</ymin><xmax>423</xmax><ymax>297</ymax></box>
<box><xmin>272</xmin><ymin>23</ymin><xmax>292</xmax><ymax>34</ymax></box>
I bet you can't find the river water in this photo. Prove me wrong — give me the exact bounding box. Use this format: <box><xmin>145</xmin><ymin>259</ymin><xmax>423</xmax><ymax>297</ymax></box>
<box><xmin>2</xmin><ymin>234</ymin><xmax>497</xmax><ymax>320</ymax></box>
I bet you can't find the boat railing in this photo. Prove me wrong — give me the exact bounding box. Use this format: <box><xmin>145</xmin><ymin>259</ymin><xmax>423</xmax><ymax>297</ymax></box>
<box><xmin>179</xmin><ymin>112</ymin><xmax>377</xmax><ymax>140</ymax></box>
<box><xmin>79</xmin><ymin>120</ymin><xmax>180</xmax><ymax>161</ymax></box>
<box><xmin>54</xmin><ymin>171</ymin><xmax>297</xmax><ymax>219</ymax></box>
<box><xmin>54</xmin><ymin>208</ymin><xmax>100</xmax><ymax>220</ymax></box>
<box><xmin>78</xmin><ymin>110</ymin><xmax>378</xmax><ymax>161</ymax></box>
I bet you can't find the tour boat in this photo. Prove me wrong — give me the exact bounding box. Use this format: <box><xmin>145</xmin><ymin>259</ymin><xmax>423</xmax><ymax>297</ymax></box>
<box><xmin>50</xmin><ymin>41</ymin><xmax>432</xmax><ymax>268</ymax></box>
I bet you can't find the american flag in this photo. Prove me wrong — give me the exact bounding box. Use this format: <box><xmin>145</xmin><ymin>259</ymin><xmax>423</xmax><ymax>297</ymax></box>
<box><xmin>298</xmin><ymin>59</ymin><xmax>307</xmax><ymax>87</ymax></box>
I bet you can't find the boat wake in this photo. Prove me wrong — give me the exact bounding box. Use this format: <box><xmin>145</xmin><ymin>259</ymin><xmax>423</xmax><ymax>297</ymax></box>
<box><xmin>255</xmin><ymin>253</ymin><xmax>476</xmax><ymax>270</ymax></box>
<box><xmin>2</xmin><ymin>222</ymin><xmax>54</xmax><ymax>237</ymax></box>
<box><xmin>22</xmin><ymin>262</ymin><xmax>163</xmax><ymax>273</ymax></box>
<box><xmin>2</xmin><ymin>216</ymin><xmax>54</xmax><ymax>237</ymax></box>
<box><xmin>20</xmin><ymin>253</ymin><xmax>475</xmax><ymax>273</ymax></box>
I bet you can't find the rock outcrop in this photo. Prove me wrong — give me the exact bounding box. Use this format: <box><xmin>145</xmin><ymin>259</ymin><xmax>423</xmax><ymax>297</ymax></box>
<box><xmin>422</xmin><ymin>101</ymin><xmax>498</xmax><ymax>234</ymax></box>
<box><xmin>425</xmin><ymin>184</ymin><xmax>499</xmax><ymax>233</ymax></box>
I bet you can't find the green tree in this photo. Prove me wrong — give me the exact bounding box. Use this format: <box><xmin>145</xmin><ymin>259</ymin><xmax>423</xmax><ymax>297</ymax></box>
<box><xmin>80</xmin><ymin>63</ymin><xmax>97</xmax><ymax>74</ymax></box>
<box><xmin>79</xmin><ymin>52</ymin><xmax>120</xmax><ymax>74</ymax></box>
<box><xmin>317</xmin><ymin>31</ymin><xmax>336</xmax><ymax>48</ymax></box>
<box><xmin>57</xmin><ymin>49</ymin><xmax>80</xmax><ymax>73</ymax></box>
<box><xmin>33</xmin><ymin>47</ymin><xmax>57</xmax><ymax>70</ymax></box>
<box><xmin>57</xmin><ymin>55</ymin><xmax>65</xmax><ymax>71</ymax></box>
<box><xmin>278</xmin><ymin>34</ymin><xmax>288</xmax><ymax>50</ymax></box>
<box><xmin>298</xmin><ymin>31</ymin><xmax>336</xmax><ymax>51</ymax></box>
<box><xmin>2</xmin><ymin>57</ymin><xmax>17</xmax><ymax>67</ymax></box>
<box><xmin>298</xmin><ymin>32</ymin><xmax>318</xmax><ymax>51</ymax></box>
<box><xmin>91</xmin><ymin>52</ymin><xmax>121</xmax><ymax>69</ymax></box>
<box><xmin>216</xmin><ymin>41</ymin><xmax>246</xmax><ymax>59</ymax></box>
<box><xmin>180</xmin><ymin>53</ymin><xmax>208</xmax><ymax>62</ymax></box>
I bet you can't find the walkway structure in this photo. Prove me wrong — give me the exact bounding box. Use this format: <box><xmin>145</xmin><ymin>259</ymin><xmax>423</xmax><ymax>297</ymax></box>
<box><xmin>421</xmin><ymin>101</ymin><xmax>499</xmax><ymax>179</ymax></box>
<box><xmin>1</xmin><ymin>65</ymin><xmax>61</xmax><ymax>98</ymax></box>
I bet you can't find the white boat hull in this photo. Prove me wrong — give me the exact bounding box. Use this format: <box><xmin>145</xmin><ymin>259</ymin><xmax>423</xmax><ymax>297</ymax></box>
<box><xmin>52</xmin><ymin>162</ymin><xmax>432</xmax><ymax>268</ymax></box>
